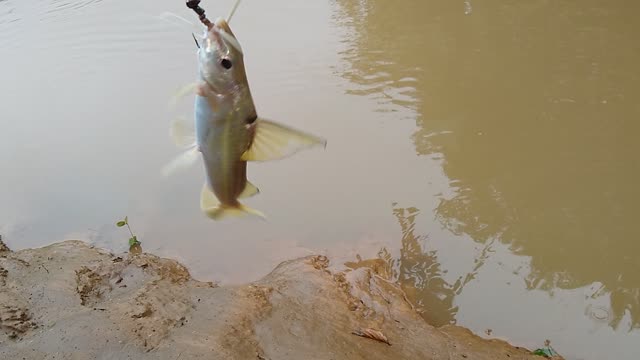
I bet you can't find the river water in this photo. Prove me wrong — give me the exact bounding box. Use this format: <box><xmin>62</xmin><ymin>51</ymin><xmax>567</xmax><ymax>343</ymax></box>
<box><xmin>1</xmin><ymin>1</ymin><xmax>638</xmax><ymax>358</ymax></box>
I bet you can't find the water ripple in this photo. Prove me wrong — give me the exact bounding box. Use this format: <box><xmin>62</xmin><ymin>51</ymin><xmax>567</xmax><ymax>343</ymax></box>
<box><xmin>0</xmin><ymin>0</ymin><xmax>18</xmax><ymax>25</ymax></box>
<box><xmin>44</xmin><ymin>0</ymin><xmax>103</xmax><ymax>16</ymax></box>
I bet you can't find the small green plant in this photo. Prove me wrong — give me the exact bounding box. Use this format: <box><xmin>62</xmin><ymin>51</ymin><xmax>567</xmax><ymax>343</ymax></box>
<box><xmin>116</xmin><ymin>216</ymin><xmax>141</xmax><ymax>251</ymax></box>
<box><xmin>532</xmin><ymin>340</ymin><xmax>560</xmax><ymax>358</ymax></box>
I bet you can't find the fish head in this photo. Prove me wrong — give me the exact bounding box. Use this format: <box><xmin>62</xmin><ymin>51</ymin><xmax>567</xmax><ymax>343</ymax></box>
<box><xmin>197</xmin><ymin>17</ymin><xmax>247</xmax><ymax>93</ymax></box>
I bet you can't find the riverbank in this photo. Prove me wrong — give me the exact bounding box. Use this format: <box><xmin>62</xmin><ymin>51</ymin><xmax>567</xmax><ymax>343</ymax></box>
<box><xmin>0</xmin><ymin>239</ymin><xmax>554</xmax><ymax>359</ymax></box>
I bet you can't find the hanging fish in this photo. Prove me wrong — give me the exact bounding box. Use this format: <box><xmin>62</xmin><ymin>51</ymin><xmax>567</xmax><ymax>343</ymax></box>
<box><xmin>164</xmin><ymin>5</ymin><xmax>326</xmax><ymax>221</ymax></box>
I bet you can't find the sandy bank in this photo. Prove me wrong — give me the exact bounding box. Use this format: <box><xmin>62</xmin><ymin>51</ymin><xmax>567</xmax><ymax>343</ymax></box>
<box><xmin>0</xmin><ymin>239</ymin><xmax>551</xmax><ymax>359</ymax></box>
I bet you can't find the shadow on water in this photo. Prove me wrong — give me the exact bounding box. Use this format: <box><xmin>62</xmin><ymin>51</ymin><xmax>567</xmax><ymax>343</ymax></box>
<box><xmin>333</xmin><ymin>0</ymin><xmax>640</xmax><ymax>332</ymax></box>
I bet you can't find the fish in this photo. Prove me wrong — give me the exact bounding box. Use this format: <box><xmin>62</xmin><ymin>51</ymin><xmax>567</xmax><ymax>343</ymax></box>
<box><xmin>164</xmin><ymin>14</ymin><xmax>326</xmax><ymax>221</ymax></box>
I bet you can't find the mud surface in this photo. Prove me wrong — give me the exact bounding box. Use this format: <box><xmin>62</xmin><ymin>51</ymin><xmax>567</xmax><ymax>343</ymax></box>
<box><xmin>0</xmin><ymin>240</ymin><xmax>547</xmax><ymax>359</ymax></box>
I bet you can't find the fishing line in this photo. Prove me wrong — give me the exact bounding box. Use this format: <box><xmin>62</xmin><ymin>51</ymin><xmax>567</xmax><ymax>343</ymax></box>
<box><xmin>226</xmin><ymin>0</ymin><xmax>242</xmax><ymax>23</ymax></box>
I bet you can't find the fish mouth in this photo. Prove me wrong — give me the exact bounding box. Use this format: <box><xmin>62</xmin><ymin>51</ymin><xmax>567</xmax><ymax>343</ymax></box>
<box><xmin>209</xmin><ymin>17</ymin><xmax>243</xmax><ymax>54</ymax></box>
<box><xmin>213</xmin><ymin>17</ymin><xmax>231</xmax><ymax>32</ymax></box>
<box><xmin>213</xmin><ymin>17</ymin><xmax>237</xmax><ymax>42</ymax></box>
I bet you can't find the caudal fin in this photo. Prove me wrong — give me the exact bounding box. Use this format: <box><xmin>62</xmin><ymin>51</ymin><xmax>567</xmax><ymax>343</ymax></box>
<box><xmin>205</xmin><ymin>203</ymin><xmax>266</xmax><ymax>220</ymax></box>
<box><xmin>200</xmin><ymin>183</ymin><xmax>266</xmax><ymax>221</ymax></box>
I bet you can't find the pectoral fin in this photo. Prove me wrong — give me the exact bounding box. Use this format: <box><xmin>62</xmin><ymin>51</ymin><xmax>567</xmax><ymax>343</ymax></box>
<box><xmin>168</xmin><ymin>82</ymin><xmax>198</xmax><ymax>108</ymax></box>
<box><xmin>241</xmin><ymin>118</ymin><xmax>327</xmax><ymax>162</ymax></box>
<box><xmin>162</xmin><ymin>115</ymin><xmax>198</xmax><ymax>177</ymax></box>
<box><xmin>161</xmin><ymin>145</ymin><xmax>199</xmax><ymax>177</ymax></box>
<box><xmin>170</xmin><ymin>116</ymin><xmax>196</xmax><ymax>148</ymax></box>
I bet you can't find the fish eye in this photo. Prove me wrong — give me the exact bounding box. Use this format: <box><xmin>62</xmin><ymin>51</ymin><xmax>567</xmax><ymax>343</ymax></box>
<box><xmin>220</xmin><ymin>58</ymin><xmax>232</xmax><ymax>70</ymax></box>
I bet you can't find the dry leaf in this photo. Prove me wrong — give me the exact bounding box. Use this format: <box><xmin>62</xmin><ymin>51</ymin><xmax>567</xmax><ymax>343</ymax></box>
<box><xmin>352</xmin><ymin>328</ymin><xmax>391</xmax><ymax>346</ymax></box>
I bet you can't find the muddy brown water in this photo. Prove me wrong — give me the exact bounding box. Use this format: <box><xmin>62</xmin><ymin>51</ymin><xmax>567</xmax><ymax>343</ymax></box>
<box><xmin>1</xmin><ymin>0</ymin><xmax>639</xmax><ymax>359</ymax></box>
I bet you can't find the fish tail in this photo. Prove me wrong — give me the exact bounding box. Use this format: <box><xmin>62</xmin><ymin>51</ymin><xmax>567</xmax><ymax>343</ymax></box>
<box><xmin>200</xmin><ymin>183</ymin><xmax>265</xmax><ymax>221</ymax></box>
<box><xmin>204</xmin><ymin>202</ymin><xmax>266</xmax><ymax>221</ymax></box>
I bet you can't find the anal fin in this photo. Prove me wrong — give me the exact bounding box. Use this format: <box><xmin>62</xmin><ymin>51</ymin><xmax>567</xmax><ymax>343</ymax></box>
<box><xmin>239</xmin><ymin>180</ymin><xmax>259</xmax><ymax>199</ymax></box>
<box><xmin>200</xmin><ymin>183</ymin><xmax>221</xmax><ymax>211</ymax></box>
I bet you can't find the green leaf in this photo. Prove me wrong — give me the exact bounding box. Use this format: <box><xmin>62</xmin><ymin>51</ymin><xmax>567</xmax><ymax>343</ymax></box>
<box><xmin>532</xmin><ymin>348</ymin><xmax>553</xmax><ymax>357</ymax></box>
<box><xmin>129</xmin><ymin>236</ymin><xmax>140</xmax><ymax>247</ymax></box>
<box><xmin>116</xmin><ymin>221</ymin><xmax>126</xmax><ymax>227</ymax></box>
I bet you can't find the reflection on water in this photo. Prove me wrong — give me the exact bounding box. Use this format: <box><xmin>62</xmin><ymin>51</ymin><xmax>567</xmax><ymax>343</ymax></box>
<box><xmin>374</xmin><ymin>204</ymin><xmax>500</xmax><ymax>327</ymax></box>
<box><xmin>334</xmin><ymin>0</ymin><xmax>640</xmax><ymax>357</ymax></box>
<box><xmin>386</xmin><ymin>205</ymin><xmax>458</xmax><ymax>326</ymax></box>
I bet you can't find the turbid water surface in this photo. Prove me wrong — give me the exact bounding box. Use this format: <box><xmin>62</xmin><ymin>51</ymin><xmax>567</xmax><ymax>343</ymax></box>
<box><xmin>1</xmin><ymin>1</ymin><xmax>639</xmax><ymax>358</ymax></box>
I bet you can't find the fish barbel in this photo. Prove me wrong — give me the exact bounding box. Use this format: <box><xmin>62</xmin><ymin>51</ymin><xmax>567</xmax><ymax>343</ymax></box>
<box><xmin>164</xmin><ymin>8</ymin><xmax>326</xmax><ymax>220</ymax></box>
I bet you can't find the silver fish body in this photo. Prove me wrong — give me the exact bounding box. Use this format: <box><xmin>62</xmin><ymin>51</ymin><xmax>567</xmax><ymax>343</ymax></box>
<box><xmin>166</xmin><ymin>17</ymin><xmax>326</xmax><ymax>220</ymax></box>
<box><xmin>194</xmin><ymin>81</ymin><xmax>255</xmax><ymax>208</ymax></box>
